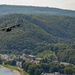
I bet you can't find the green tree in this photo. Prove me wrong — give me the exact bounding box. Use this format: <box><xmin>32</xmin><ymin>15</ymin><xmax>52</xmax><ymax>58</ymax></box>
<box><xmin>28</xmin><ymin>64</ymin><xmax>37</xmax><ymax>75</ymax></box>
<box><xmin>11</xmin><ymin>60</ymin><xmax>16</xmax><ymax>66</ymax></box>
<box><xmin>39</xmin><ymin>63</ymin><xmax>49</xmax><ymax>72</ymax></box>
<box><xmin>22</xmin><ymin>62</ymin><xmax>32</xmax><ymax>71</ymax></box>
<box><xmin>64</xmin><ymin>68</ymin><xmax>73</xmax><ymax>75</ymax></box>
<box><xmin>35</xmin><ymin>69</ymin><xmax>44</xmax><ymax>75</ymax></box>
<box><xmin>0</xmin><ymin>58</ymin><xmax>2</xmax><ymax>64</ymax></box>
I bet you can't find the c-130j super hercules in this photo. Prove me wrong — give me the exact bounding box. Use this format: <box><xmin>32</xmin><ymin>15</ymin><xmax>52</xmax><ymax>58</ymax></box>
<box><xmin>0</xmin><ymin>24</ymin><xmax>20</xmax><ymax>32</ymax></box>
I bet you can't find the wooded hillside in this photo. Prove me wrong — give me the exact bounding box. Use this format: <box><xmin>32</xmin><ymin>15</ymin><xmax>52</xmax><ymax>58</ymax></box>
<box><xmin>0</xmin><ymin>14</ymin><xmax>75</xmax><ymax>64</ymax></box>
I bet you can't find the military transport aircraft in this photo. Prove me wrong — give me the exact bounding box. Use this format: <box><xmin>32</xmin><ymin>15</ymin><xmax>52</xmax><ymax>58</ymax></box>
<box><xmin>0</xmin><ymin>24</ymin><xmax>20</xmax><ymax>32</ymax></box>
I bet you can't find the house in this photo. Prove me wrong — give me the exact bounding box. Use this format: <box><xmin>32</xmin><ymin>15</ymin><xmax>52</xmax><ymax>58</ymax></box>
<box><xmin>35</xmin><ymin>58</ymin><xmax>43</xmax><ymax>64</ymax></box>
<box><xmin>22</xmin><ymin>53</ymin><xmax>43</xmax><ymax>64</ymax></box>
<box><xmin>22</xmin><ymin>54</ymin><xmax>36</xmax><ymax>61</ymax></box>
<box><xmin>16</xmin><ymin>61</ymin><xmax>22</xmax><ymax>68</ymax></box>
<box><xmin>0</xmin><ymin>54</ymin><xmax>9</xmax><ymax>60</ymax></box>
<box><xmin>41</xmin><ymin>72</ymin><xmax>65</xmax><ymax>75</ymax></box>
<box><xmin>28</xmin><ymin>55</ymin><xmax>36</xmax><ymax>60</ymax></box>
<box><xmin>60</xmin><ymin>62</ymin><xmax>70</xmax><ymax>66</ymax></box>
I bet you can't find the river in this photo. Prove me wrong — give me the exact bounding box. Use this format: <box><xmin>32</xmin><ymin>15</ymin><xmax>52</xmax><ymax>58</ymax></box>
<box><xmin>0</xmin><ymin>67</ymin><xmax>18</xmax><ymax>75</ymax></box>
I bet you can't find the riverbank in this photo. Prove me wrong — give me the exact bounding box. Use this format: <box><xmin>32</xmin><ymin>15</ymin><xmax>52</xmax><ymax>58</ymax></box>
<box><xmin>1</xmin><ymin>65</ymin><xmax>28</xmax><ymax>75</ymax></box>
<box><xmin>0</xmin><ymin>65</ymin><xmax>21</xmax><ymax>75</ymax></box>
<box><xmin>14</xmin><ymin>70</ymin><xmax>21</xmax><ymax>75</ymax></box>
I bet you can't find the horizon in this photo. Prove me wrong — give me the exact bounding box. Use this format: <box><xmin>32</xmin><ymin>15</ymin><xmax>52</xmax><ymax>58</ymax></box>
<box><xmin>0</xmin><ymin>0</ymin><xmax>75</xmax><ymax>11</ymax></box>
<box><xmin>0</xmin><ymin>4</ymin><xmax>75</xmax><ymax>11</ymax></box>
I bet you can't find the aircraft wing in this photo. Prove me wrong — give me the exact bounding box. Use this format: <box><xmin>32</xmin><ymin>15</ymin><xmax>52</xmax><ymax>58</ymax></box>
<box><xmin>0</xmin><ymin>24</ymin><xmax>20</xmax><ymax>31</ymax></box>
<box><xmin>0</xmin><ymin>28</ymin><xmax>6</xmax><ymax>31</ymax></box>
<box><xmin>9</xmin><ymin>24</ymin><xmax>20</xmax><ymax>28</ymax></box>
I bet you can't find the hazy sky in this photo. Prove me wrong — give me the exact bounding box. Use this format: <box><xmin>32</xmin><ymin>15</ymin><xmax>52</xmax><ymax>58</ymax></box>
<box><xmin>0</xmin><ymin>0</ymin><xmax>75</xmax><ymax>10</ymax></box>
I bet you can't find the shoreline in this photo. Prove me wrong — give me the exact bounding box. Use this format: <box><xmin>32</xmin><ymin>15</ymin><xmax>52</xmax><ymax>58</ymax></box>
<box><xmin>0</xmin><ymin>65</ymin><xmax>21</xmax><ymax>75</ymax></box>
<box><xmin>14</xmin><ymin>70</ymin><xmax>21</xmax><ymax>75</ymax></box>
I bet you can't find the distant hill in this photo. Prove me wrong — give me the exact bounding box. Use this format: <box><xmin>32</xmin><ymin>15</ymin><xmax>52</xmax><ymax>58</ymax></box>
<box><xmin>0</xmin><ymin>14</ymin><xmax>57</xmax><ymax>53</ymax></box>
<box><xmin>0</xmin><ymin>5</ymin><xmax>75</xmax><ymax>16</ymax></box>
<box><xmin>0</xmin><ymin>14</ymin><xmax>75</xmax><ymax>52</ymax></box>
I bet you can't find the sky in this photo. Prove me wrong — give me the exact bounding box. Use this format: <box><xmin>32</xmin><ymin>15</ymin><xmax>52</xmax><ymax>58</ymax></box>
<box><xmin>0</xmin><ymin>0</ymin><xmax>75</xmax><ymax>10</ymax></box>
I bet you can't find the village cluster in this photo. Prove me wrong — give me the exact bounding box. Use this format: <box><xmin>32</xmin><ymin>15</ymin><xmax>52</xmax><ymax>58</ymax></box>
<box><xmin>0</xmin><ymin>53</ymin><xmax>43</xmax><ymax>68</ymax></box>
<box><xmin>0</xmin><ymin>53</ymin><xmax>69</xmax><ymax>75</ymax></box>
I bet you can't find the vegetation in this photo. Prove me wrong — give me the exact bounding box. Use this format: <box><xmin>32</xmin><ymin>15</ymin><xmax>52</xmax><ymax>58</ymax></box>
<box><xmin>1</xmin><ymin>57</ymin><xmax>75</xmax><ymax>75</ymax></box>
<box><xmin>0</xmin><ymin>14</ymin><xmax>75</xmax><ymax>75</ymax></box>
<box><xmin>22</xmin><ymin>62</ymin><xmax>75</xmax><ymax>75</ymax></box>
<box><xmin>4</xmin><ymin>60</ymin><xmax>16</xmax><ymax>66</ymax></box>
<box><xmin>0</xmin><ymin>14</ymin><xmax>75</xmax><ymax>65</ymax></box>
<box><xmin>0</xmin><ymin>58</ymin><xmax>2</xmax><ymax>64</ymax></box>
<box><xmin>33</xmin><ymin>43</ymin><xmax>75</xmax><ymax>65</ymax></box>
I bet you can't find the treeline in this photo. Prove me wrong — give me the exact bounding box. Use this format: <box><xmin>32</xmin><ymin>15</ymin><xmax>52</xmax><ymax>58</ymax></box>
<box><xmin>0</xmin><ymin>55</ymin><xmax>75</xmax><ymax>75</ymax></box>
<box><xmin>1</xmin><ymin>58</ymin><xmax>75</xmax><ymax>75</ymax></box>
<box><xmin>0</xmin><ymin>5</ymin><xmax>75</xmax><ymax>16</ymax></box>
<box><xmin>30</xmin><ymin>43</ymin><xmax>75</xmax><ymax>65</ymax></box>
<box><xmin>22</xmin><ymin>62</ymin><xmax>75</xmax><ymax>75</ymax></box>
<box><xmin>1</xmin><ymin>42</ymin><xmax>75</xmax><ymax>67</ymax></box>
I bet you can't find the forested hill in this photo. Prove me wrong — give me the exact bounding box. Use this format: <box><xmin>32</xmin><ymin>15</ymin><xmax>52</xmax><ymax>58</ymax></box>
<box><xmin>0</xmin><ymin>14</ymin><xmax>75</xmax><ymax>64</ymax></box>
<box><xmin>0</xmin><ymin>14</ymin><xmax>75</xmax><ymax>52</ymax></box>
<box><xmin>0</xmin><ymin>5</ymin><xmax>75</xmax><ymax>16</ymax></box>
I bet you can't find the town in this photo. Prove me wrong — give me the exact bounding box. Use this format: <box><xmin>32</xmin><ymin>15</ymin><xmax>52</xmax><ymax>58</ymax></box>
<box><xmin>0</xmin><ymin>53</ymin><xmax>43</xmax><ymax>68</ymax></box>
<box><xmin>0</xmin><ymin>53</ymin><xmax>70</xmax><ymax>75</ymax></box>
